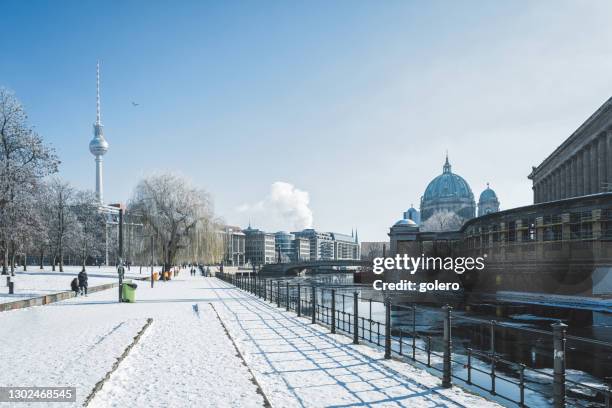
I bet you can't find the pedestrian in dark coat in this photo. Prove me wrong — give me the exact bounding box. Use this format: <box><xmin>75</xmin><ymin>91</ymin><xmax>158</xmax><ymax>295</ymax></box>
<box><xmin>71</xmin><ymin>278</ymin><xmax>79</xmax><ymax>296</ymax></box>
<box><xmin>78</xmin><ymin>270</ymin><xmax>88</xmax><ymax>296</ymax></box>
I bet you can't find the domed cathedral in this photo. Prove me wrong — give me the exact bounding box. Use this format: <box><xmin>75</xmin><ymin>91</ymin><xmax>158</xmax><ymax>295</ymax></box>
<box><xmin>420</xmin><ymin>154</ymin><xmax>476</xmax><ymax>222</ymax></box>
<box><xmin>477</xmin><ymin>183</ymin><xmax>500</xmax><ymax>216</ymax></box>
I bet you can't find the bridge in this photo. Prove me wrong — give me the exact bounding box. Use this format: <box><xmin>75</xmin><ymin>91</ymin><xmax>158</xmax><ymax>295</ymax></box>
<box><xmin>259</xmin><ymin>259</ymin><xmax>370</xmax><ymax>277</ymax></box>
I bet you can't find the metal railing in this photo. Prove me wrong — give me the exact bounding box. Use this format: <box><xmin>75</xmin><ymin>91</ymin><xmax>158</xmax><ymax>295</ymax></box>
<box><xmin>217</xmin><ymin>272</ymin><xmax>612</xmax><ymax>407</ymax></box>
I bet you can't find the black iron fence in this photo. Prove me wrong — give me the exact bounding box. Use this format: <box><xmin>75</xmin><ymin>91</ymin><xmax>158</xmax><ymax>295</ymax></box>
<box><xmin>217</xmin><ymin>272</ymin><xmax>612</xmax><ymax>408</ymax></box>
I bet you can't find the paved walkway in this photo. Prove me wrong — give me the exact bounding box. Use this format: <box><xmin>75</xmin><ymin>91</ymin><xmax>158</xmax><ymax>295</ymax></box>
<box><xmin>0</xmin><ymin>276</ymin><xmax>500</xmax><ymax>407</ymax></box>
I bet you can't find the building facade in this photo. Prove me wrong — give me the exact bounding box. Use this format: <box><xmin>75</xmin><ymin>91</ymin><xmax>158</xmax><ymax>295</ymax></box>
<box><xmin>293</xmin><ymin>237</ymin><xmax>311</xmax><ymax>261</ymax></box>
<box><xmin>293</xmin><ymin>228</ymin><xmax>360</xmax><ymax>261</ymax></box>
<box><xmin>529</xmin><ymin>97</ymin><xmax>612</xmax><ymax>203</ymax></box>
<box><xmin>293</xmin><ymin>229</ymin><xmax>334</xmax><ymax>260</ymax></box>
<box><xmin>389</xmin><ymin>97</ymin><xmax>612</xmax><ymax>297</ymax></box>
<box><xmin>244</xmin><ymin>226</ymin><xmax>276</xmax><ymax>265</ymax></box>
<box><xmin>274</xmin><ymin>231</ymin><xmax>295</xmax><ymax>263</ymax></box>
<box><xmin>221</xmin><ymin>226</ymin><xmax>245</xmax><ymax>266</ymax></box>
<box><xmin>331</xmin><ymin>232</ymin><xmax>360</xmax><ymax>260</ymax></box>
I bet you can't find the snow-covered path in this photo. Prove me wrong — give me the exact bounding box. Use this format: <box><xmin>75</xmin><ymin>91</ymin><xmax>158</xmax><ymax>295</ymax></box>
<box><xmin>88</xmin><ymin>302</ymin><xmax>265</xmax><ymax>408</ymax></box>
<box><xmin>210</xmin><ymin>279</ymin><xmax>500</xmax><ymax>408</ymax></box>
<box><xmin>0</xmin><ymin>276</ymin><xmax>500</xmax><ymax>407</ymax></box>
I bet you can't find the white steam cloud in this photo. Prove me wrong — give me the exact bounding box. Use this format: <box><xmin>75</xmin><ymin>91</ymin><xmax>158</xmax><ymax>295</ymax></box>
<box><xmin>237</xmin><ymin>181</ymin><xmax>314</xmax><ymax>231</ymax></box>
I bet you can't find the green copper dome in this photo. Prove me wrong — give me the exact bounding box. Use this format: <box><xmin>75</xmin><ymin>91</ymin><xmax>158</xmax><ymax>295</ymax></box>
<box><xmin>423</xmin><ymin>156</ymin><xmax>474</xmax><ymax>201</ymax></box>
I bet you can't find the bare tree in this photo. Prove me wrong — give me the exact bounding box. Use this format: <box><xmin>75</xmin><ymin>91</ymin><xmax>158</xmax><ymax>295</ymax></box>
<box><xmin>420</xmin><ymin>210</ymin><xmax>465</xmax><ymax>232</ymax></box>
<box><xmin>72</xmin><ymin>190</ymin><xmax>105</xmax><ymax>271</ymax></box>
<box><xmin>129</xmin><ymin>173</ymin><xmax>217</xmax><ymax>271</ymax></box>
<box><xmin>0</xmin><ymin>88</ymin><xmax>59</xmax><ymax>274</ymax></box>
<box><xmin>44</xmin><ymin>179</ymin><xmax>78</xmax><ymax>272</ymax></box>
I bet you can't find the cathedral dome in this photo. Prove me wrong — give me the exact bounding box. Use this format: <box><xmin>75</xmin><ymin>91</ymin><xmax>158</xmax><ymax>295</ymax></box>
<box><xmin>394</xmin><ymin>218</ymin><xmax>417</xmax><ymax>226</ymax></box>
<box><xmin>423</xmin><ymin>156</ymin><xmax>474</xmax><ymax>201</ymax></box>
<box><xmin>420</xmin><ymin>155</ymin><xmax>476</xmax><ymax>223</ymax></box>
<box><xmin>479</xmin><ymin>184</ymin><xmax>498</xmax><ymax>202</ymax></box>
<box><xmin>477</xmin><ymin>183</ymin><xmax>500</xmax><ymax>216</ymax></box>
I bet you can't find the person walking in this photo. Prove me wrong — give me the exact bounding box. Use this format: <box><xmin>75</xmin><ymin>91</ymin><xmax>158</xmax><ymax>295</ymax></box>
<box><xmin>78</xmin><ymin>270</ymin><xmax>88</xmax><ymax>296</ymax></box>
<box><xmin>70</xmin><ymin>277</ymin><xmax>79</xmax><ymax>296</ymax></box>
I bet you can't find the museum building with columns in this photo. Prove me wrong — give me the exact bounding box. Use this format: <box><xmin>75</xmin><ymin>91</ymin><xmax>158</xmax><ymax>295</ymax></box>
<box><xmin>388</xmin><ymin>97</ymin><xmax>612</xmax><ymax>297</ymax></box>
<box><xmin>529</xmin><ymin>97</ymin><xmax>612</xmax><ymax>203</ymax></box>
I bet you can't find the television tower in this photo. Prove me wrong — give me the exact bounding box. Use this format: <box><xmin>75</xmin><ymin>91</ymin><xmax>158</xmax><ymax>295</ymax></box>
<box><xmin>89</xmin><ymin>61</ymin><xmax>109</xmax><ymax>204</ymax></box>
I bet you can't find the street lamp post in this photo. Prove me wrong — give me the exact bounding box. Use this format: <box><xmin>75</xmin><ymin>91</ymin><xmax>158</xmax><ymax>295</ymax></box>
<box><xmin>117</xmin><ymin>208</ymin><xmax>124</xmax><ymax>302</ymax></box>
<box><xmin>150</xmin><ymin>235</ymin><xmax>154</xmax><ymax>288</ymax></box>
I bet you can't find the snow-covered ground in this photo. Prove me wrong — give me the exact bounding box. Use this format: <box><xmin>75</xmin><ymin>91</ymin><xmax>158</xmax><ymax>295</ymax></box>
<box><xmin>0</xmin><ymin>275</ymin><xmax>501</xmax><ymax>407</ymax></box>
<box><xmin>0</xmin><ymin>265</ymin><xmax>154</xmax><ymax>304</ymax></box>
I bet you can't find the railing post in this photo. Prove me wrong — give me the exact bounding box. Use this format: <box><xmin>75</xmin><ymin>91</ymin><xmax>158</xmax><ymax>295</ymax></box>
<box><xmin>297</xmin><ymin>284</ymin><xmax>301</xmax><ymax>317</ymax></box>
<box><xmin>490</xmin><ymin>320</ymin><xmax>496</xmax><ymax>356</ymax></box>
<box><xmin>467</xmin><ymin>348</ymin><xmax>472</xmax><ymax>384</ymax></box>
<box><xmin>331</xmin><ymin>289</ymin><xmax>336</xmax><ymax>334</ymax></box>
<box><xmin>442</xmin><ymin>305</ymin><xmax>452</xmax><ymax>388</ymax></box>
<box><xmin>311</xmin><ymin>286</ymin><xmax>316</xmax><ymax>324</ymax></box>
<box><xmin>412</xmin><ymin>304</ymin><xmax>416</xmax><ymax>360</ymax></box>
<box><xmin>263</xmin><ymin>278</ymin><xmax>267</xmax><ymax>300</ymax></box>
<box><xmin>277</xmin><ymin>281</ymin><xmax>280</xmax><ymax>307</ymax></box>
<box><xmin>384</xmin><ymin>297</ymin><xmax>391</xmax><ymax>359</ymax></box>
<box><xmin>353</xmin><ymin>291</ymin><xmax>359</xmax><ymax>345</ymax></box>
<box><xmin>286</xmin><ymin>282</ymin><xmax>290</xmax><ymax>311</ymax></box>
<box><xmin>552</xmin><ymin>322</ymin><xmax>567</xmax><ymax>408</ymax></box>
<box><xmin>8</xmin><ymin>281</ymin><xmax>14</xmax><ymax>295</ymax></box>
<box><xmin>519</xmin><ymin>364</ymin><xmax>526</xmax><ymax>407</ymax></box>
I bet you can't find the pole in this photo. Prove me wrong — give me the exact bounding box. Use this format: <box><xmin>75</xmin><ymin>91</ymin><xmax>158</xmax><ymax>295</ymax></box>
<box><xmin>442</xmin><ymin>305</ymin><xmax>453</xmax><ymax>388</ymax></box>
<box><xmin>353</xmin><ymin>291</ymin><xmax>359</xmax><ymax>344</ymax></box>
<box><xmin>150</xmin><ymin>235</ymin><xmax>154</xmax><ymax>288</ymax></box>
<box><xmin>552</xmin><ymin>322</ymin><xmax>567</xmax><ymax>407</ymax></box>
<box><xmin>311</xmin><ymin>286</ymin><xmax>316</xmax><ymax>324</ymax></box>
<box><xmin>331</xmin><ymin>289</ymin><xmax>336</xmax><ymax>334</ymax></box>
<box><xmin>118</xmin><ymin>208</ymin><xmax>124</xmax><ymax>303</ymax></box>
<box><xmin>384</xmin><ymin>297</ymin><xmax>391</xmax><ymax>359</ymax></box>
<box><xmin>297</xmin><ymin>284</ymin><xmax>301</xmax><ymax>317</ymax></box>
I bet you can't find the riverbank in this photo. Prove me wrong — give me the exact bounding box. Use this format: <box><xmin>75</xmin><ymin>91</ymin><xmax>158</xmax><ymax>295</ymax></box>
<box><xmin>0</xmin><ymin>275</ymin><xmax>501</xmax><ymax>407</ymax></box>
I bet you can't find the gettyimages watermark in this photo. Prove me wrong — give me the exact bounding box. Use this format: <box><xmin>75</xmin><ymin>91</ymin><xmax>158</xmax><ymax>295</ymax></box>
<box><xmin>371</xmin><ymin>254</ymin><xmax>487</xmax><ymax>292</ymax></box>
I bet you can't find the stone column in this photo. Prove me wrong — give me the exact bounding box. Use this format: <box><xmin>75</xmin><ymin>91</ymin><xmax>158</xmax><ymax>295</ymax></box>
<box><xmin>548</xmin><ymin>175</ymin><xmax>553</xmax><ymax>202</ymax></box>
<box><xmin>607</xmin><ymin>130</ymin><xmax>612</xmax><ymax>191</ymax></box>
<box><xmin>560</xmin><ymin>165</ymin><xmax>566</xmax><ymax>199</ymax></box>
<box><xmin>584</xmin><ymin>145</ymin><xmax>591</xmax><ymax>195</ymax></box>
<box><xmin>592</xmin><ymin>141</ymin><xmax>599</xmax><ymax>194</ymax></box>
<box><xmin>599</xmin><ymin>134</ymin><xmax>607</xmax><ymax>192</ymax></box>
<box><xmin>571</xmin><ymin>155</ymin><xmax>577</xmax><ymax>197</ymax></box>
<box><xmin>577</xmin><ymin>150</ymin><xmax>584</xmax><ymax>196</ymax></box>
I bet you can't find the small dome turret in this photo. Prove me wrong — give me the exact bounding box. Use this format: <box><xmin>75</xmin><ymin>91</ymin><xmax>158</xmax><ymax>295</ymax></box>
<box><xmin>478</xmin><ymin>183</ymin><xmax>500</xmax><ymax>216</ymax></box>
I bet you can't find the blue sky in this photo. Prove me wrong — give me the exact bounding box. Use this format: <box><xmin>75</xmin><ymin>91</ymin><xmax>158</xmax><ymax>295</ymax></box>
<box><xmin>4</xmin><ymin>0</ymin><xmax>612</xmax><ymax>241</ymax></box>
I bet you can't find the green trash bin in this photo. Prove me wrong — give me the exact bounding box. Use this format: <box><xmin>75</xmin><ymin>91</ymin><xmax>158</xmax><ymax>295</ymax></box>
<box><xmin>121</xmin><ymin>281</ymin><xmax>138</xmax><ymax>303</ymax></box>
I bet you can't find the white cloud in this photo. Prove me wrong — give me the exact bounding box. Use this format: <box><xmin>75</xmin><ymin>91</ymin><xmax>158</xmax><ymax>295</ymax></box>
<box><xmin>237</xmin><ymin>182</ymin><xmax>314</xmax><ymax>231</ymax></box>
